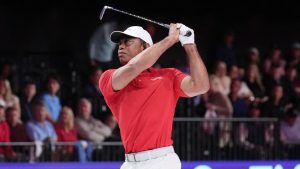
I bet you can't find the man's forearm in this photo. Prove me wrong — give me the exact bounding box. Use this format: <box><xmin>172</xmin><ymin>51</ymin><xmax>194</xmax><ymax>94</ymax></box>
<box><xmin>128</xmin><ymin>36</ymin><xmax>175</xmax><ymax>72</ymax></box>
<box><xmin>112</xmin><ymin>37</ymin><xmax>176</xmax><ymax>91</ymax></box>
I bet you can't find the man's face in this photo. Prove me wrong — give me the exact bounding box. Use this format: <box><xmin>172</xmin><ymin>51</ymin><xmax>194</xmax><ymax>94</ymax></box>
<box><xmin>34</xmin><ymin>105</ymin><xmax>47</xmax><ymax>122</ymax></box>
<box><xmin>117</xmin><ymin>36</ymin><xmax>145</xmax><ymax>65</ymax></box>
<box><xmin>79</xmin><ymin>100</ymin><xmax>91</xmax><ymax>119</ymax></box>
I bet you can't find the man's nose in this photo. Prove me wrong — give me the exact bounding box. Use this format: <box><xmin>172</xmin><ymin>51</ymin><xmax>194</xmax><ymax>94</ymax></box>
<box><xmin>118</xmin><ymin>42</ymin><xmax>125</xmax><ymax>49</ymax></box>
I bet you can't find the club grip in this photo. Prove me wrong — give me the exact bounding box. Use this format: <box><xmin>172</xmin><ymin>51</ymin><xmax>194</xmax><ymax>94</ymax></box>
<box><xmin>163</xmin><ymin>24</ymin><xmax>192</xmax><ymax>37</ymax></box>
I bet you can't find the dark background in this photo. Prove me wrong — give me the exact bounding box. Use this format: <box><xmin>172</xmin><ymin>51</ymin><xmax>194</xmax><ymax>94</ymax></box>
<box><xmin>0</xmin><ymin>0</ymin><xmax>299</xmax><ymax>70</ymax></box>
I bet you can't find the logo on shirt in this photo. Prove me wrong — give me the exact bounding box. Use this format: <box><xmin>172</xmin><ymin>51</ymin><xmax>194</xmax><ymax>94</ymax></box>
<box><xmin>150</xmin><ymin>76</ymin><xmax>163</xmax><ymax>81</ymax></box>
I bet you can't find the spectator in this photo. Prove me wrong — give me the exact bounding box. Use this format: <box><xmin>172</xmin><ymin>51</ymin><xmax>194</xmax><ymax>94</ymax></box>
<box><xmin>263</xmin><ymin>63</ymin><xmax>289</xmax><ymax>97</ymax></box>
<box><xmin>244</xmin><ymin>64</ymin><xmax>268</xmax><ymax>106</ymax></box>
<box><xmin>229</xmin><ymin>79</ymin><xmax>250</xmax><ymax>118</ymax></box>
<box><xmin>5</xmin><ymin>107</ymin><xmax>29</xmax><ymax>161</ymax></box>
<box><xmin>0</xmin><ymin>100</ymin><xmax>16</xmax><ymax>161</ymax></box>
<box><xmin>263</xmin><ymin>47</ymin><xmax>286</xmax><ymax>75</ymax></box>
<box><xmin>81</xmin><ymin>66</ymin><xmax>109</xmax><ymax>121</ymax></box>
<box><xmin>280</xmin><ymin>106</ymin><xmax>300</xmax><ymax>159</ymax></box>
<box><xmin>54</xmin><ymin>106</ymin><xmax>92</xmax><ymax>162</ymax></box>
<box><xmin>40</xmin><ymin>74</ymin><xmax>62</xmax><ymax>123</ymax></box>
<box><xmin>246</xmin><ymin>47</ymin><xmax>261</xmax><ymax>67</ymax></box>
<box><xmin>210</xmin><ymin>61</ymin><xmax>231</xmax><ymax>96</ymax></box>
<box><xmin>75</xmin><ymin>98</ymin><xmax>113</xmax><ymax>144</ymax></box>
<box><xmin>242</xmin><ymin>106</ymin><xmax>266</xmax><ymax>159</ymax></box>
<box><xmin>288</xmin><ymin>42</ymin><xmax>300</xmax><ymax>74</ymax></box>
<box><xmin>216</xmin><ymin>31</ymin><xmax>238</xmax><ymax>68</ymax></box>
<box><xmin>262</xmin><ymin>84</ymin><xmax>291</xmax><ymax>119</ymax></box>
<box><xmin>203</xmin><ymin>78</ymin><xmax>233</xmax><ymax>148</ymax></box>
<box><xmin>26</xmin><ymin>100</ymin><xmax>57</xmax><ymax>161</ymax></box>
<box><xmin>19</xmin><ymin>79</ymin><xmax>37</xmax><ymax>123</ymax></box>
<box><xmin>229</xmin><ymin>65</ymin><xmax>253</xmax><ymax>99</ymax></box>
<box><xmin>0</xmin><ymin>78</ymin><xmax>21</xmax><ymax>114</ymax></box>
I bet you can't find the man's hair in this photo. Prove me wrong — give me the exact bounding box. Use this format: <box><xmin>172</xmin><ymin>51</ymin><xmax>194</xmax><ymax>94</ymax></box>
<box><xmin>31</xmin><ymin>100</ymin><xmax>45</xmax><ymax>109</ymax></box>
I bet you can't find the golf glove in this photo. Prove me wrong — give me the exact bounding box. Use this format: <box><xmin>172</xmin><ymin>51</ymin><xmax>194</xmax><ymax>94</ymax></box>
<box><xmin>178</xmin><ymin>24</ymin><xmax>194</xmax><ymax>46</ymax></box>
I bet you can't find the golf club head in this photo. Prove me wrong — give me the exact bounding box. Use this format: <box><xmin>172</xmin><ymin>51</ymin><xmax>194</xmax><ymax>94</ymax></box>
<box><xmin>99</xmin><ymin>6</ymin><xmax>111</xmax><ymax>20</ymax></box>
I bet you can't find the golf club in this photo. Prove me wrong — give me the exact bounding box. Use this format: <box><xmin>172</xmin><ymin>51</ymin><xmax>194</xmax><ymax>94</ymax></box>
<box><xmin>99</xmin><ymin>5</ymin><xmax>192</xmax><ymax>37</ymax></box>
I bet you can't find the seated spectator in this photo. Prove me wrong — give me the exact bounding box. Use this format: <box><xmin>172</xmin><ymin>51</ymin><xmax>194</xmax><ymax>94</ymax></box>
<box><xmin>26</xmin><ymin>100</ymin><xmax>57</xmax><ymax>161</ymax></box>
<box><xmin>19</xmin><ymin>79</ymin><xmax>37</xmax><ymax>123</ymax></box>
<box><xmin>229</xmin><ymin>79</ymin><xmax>250</xmax><ymax>118</ymax></box>
<box><xmin>75</xmin><ymin>98</ymin><xmax>113</xmax><ymax>144</ymax></box>
<box><xmin>40</xmin><ymin>74</ymin><xmax>62</xmax><ymax>123</ymax></box>
<box><xmin>81</xmin><ymin>66</ymin><xmax>108</xmax><ymax>121</ymax></box>
<box><xmin>246</xmin><ymin>47</ymin><xmax>261</xmax><ymax>67</ymax></box>
<box><xmin>210</xmin><ymin>61</ymin><xmax>231</xmax><ymax>96</ymax></box>
<box><xmin>262</xmin><ymin>85</ymin><xmax>291</xmax><ymax>119</ymax></box>
<box><xmin>263</xmin><ymin>63</ymin><xmax>289</xmax><ymax>97</ymax></box>
<box><xmin>288</xmin><ymin>42</ymin><xmax>300</xmax><ymax>74</ymax></box>
<box><xmin>244</xmin><ymin>64</ymin><xmax>268</xmax><ymax>106</ymax></box>
<box><xmin>229</xmin><ymin>65</ymin><xmax>253</xmax><ymax>99</ymax></box>
<box><xmin>280</xmin><ymin>106</ymin><xmax>300</xmax><ymax>159</ymax></box>
<box><xmin>203</xmin><ymin>78</ymin><xmax>233</xmax><ymax>148</ymax></box>
<box><xmin>55</xmin><ymin>106</ymin><xmax>93</xmax><ymax>162</ymax></box>
<box><xmin>238</xmin><ymin>106</ymin><xmax>267</xmax><ymax>159</ymax></box>
<box><xmin>263</xmin><ymin>47</ymin><xmax>286</xmax><ymax>75</ymax></box>
<box><xmin>5</xmin><ymin>107</ymin><xmax>29</xmax><ymax>161</ymax></box>
<box><xmin>0</xmin><ymin>78</ymin><xmax>21</xmax><ymax>114</ymax></box>
<box><xmin>0</xmin><ymin>100</ymin><xmax>16</xmax><ymax>161</ymax></box>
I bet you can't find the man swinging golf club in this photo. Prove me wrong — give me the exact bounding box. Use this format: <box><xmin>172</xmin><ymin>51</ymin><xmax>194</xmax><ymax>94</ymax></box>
<box><xmin>99</xmin><ymin>23</ymin><xmax>209</xmax><ymax>169</ymax></box>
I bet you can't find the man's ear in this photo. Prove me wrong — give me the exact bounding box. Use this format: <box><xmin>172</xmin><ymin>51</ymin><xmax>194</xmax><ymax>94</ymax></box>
<box><xmin>142</xmin><ymin>43</ymin><xmax>150</xmax><ymax>50</ymax></box>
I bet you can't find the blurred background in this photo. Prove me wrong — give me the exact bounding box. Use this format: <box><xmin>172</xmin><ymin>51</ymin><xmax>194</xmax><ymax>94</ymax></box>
<box><xmin>0</xmin><ymin>0</ymin><xmax>300</xmax><ymax>168</ymax></box>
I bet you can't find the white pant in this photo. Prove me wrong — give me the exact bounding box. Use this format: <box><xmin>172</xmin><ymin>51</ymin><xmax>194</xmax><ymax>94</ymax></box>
<box><xmin>121</xmin><ymin>152</ymin><xmax>181</xmax><ymax>169</ymax></box>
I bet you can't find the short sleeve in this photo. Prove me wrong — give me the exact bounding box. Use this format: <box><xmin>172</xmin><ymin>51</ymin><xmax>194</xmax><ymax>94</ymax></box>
<box><xmin>172</xmin><ymin>68</ymin><xmax>189</xmax><ymax>97</ymax></box>
<box><xmin>99</xmin><ymin>69</ymin><xmax>116</xmax><ymax>99</ymax></box>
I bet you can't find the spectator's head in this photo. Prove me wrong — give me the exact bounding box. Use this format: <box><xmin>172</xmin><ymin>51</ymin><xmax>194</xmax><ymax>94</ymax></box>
<box><xmin>215</xmin><ymin>61</ymin><xmax>227</xmax><ymax>77</ymax></box>
<box><xmin>45</xmin><ymin>74</ymin><xmax>60</xmax><ymax>95</ymax></box>
<box><xmin>0</xmin><ymin>62</ymin><xmax>13</xmax><ymax>79</ymax></box>
<box><xmin>22</xmin><ymin>79</ymin><xmax>36</xmax><ymax>101</ymax></box>
<box><xmin>270</xmin><ymin>47</ymin><xmax>282</xmax><ymax>60</ymax></box>
<box><xmin>271</xmin><ymin>84</ymin><xmax>283</xmax><ymax>100</ymax></box>
<box><xmin>57</xmin><ymin>106</ymin><xmax>74</xmax><ymax>129</ymax></box>
<box><xmin>229</xmin><ymin>65</ymin><xmax>240</xmax><ymax>79</ymax></box>
<box><xmin>230</xmin><ymin>78</ymin><xmax>242</xmax><ymax>94</ymax></box>
<box><xmin>89</xmin><ymin>66</ymin><xmax>103</xmax><ymax>86</ymax></box>
<box><xmin>32</xmin><ymin>100</ymin><xmax>47</xmax><ymax>122</ymax></box>
<box><xmin>270</xmin><ymin>63</ymin><xmax>283</xmax><ymax>80</ymax></box>
<box><xmin>284</xmin><ymin>106</ymin><xmax>297</xmax><ymax>126</ymax></box>
<box><xmin>5</xmin><ymin>107</ymin><xmax>20</xmax><ymax>126</ymax></box>
<box><xmin>291</xmin><ymin>42</ymin><xmax>300</xmax><ymax>59</ymax></box>
<box><xmin>249</xmin><ymin>105</ymin><xmax>261</xmax><ymax>118</ymax></box>
<box><xmin>248</xmin><ymin>47</ymin><xmax>260</xmax><ymax>64</ymax></box>
<box><xmin>78</xmin><ymin>98</ymin><xmax>92</xmax><ymax>120</ymax></box>
<box><xmin>0</xmin><ymin>99</ymin><xmax>6</xmax><ymax>121</ymax></box>
<box><xmin>246</xmin><ymin>64</ymin><xmax>260</xmax><ymax>80</ymax></box>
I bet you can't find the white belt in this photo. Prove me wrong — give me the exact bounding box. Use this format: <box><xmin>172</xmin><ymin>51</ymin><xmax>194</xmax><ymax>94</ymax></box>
<box><xmin>125</xmin><ymin>146</ymin><xmax>174</xmax><ymax>162</ymax></box>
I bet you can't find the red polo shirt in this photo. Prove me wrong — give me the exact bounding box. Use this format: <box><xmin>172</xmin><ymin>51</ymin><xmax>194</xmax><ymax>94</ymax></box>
<box><xmin>99</xmin><ymin>67</ymin><xmax>187</xmax><ymax>153</ymax></box>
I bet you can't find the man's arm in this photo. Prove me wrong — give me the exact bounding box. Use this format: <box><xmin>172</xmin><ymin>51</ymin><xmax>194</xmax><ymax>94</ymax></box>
<box><xmin>112</xmin><ymin>24</ymin><xmax>179</xmax><ymax>91</ymax></box>
<box><xmin>180</xmin><ymin>45</ymin><xmax>210</xmax><ymax>97</ymax></box>
<box><xmin>179</xmin><ymin>25</ymin><xmax>210</xmax><ymax>97</ymax></box>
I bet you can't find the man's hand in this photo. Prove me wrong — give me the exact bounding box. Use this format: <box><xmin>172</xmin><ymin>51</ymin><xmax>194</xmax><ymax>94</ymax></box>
<box><xmin>168</xmin><ymin>23</ymin><xmax>180</xmax><ymax>45</ymax></box>
<box><xmin>178</xmin><ymin>24</ymin><xmax>194</xmax><ymax>46</ymax></box>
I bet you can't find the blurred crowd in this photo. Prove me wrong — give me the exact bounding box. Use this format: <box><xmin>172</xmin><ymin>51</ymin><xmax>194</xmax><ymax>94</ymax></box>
<box><xmin>0</xmin><ymin>66</ymin><xmax>118</xmax><ymax>162</ymax></box>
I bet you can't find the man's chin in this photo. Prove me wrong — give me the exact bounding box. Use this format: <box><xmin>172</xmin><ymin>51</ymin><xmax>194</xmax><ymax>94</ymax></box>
<box><xmin>119</xmin><ymin>59</ymin><xmax>128</xmax><ymax>65</ymax></box>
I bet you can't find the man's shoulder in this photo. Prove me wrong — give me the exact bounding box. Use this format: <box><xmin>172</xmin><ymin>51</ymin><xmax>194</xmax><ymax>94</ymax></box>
<box><xmin>100</xmin><ymin>69</ymin><xmax>116</xmax><ymax>80</ymax></box>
